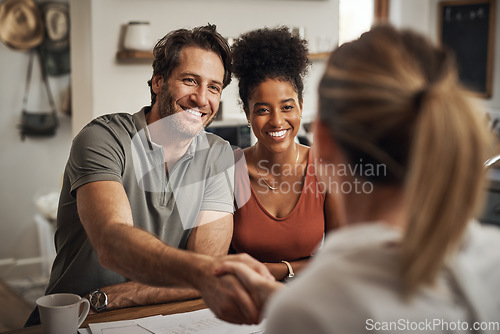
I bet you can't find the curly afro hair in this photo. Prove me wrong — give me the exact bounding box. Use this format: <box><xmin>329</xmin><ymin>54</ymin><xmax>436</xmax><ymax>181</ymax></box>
<box><xmin>231</xmin><ymin>27</ymin><xmax>310</xmax><ymax>114</ymax></box>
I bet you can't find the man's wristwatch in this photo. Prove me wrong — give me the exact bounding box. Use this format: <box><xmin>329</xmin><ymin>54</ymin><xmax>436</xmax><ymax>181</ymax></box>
<box><xmin>281</xmin><ymin>260</ymin><xmax>295</xmax><ymax>282</ymax></box>
<box><xmin>89</xmin><ymin>289</ymin><xmax>108</xmax><ymax>312</ymax></box>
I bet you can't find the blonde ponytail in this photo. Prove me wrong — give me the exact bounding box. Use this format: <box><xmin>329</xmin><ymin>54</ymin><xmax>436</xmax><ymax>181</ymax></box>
<box><xmin>402</xmin><ymin>77</ymin><xmax>491</xmax><ymax>296</ymax></box>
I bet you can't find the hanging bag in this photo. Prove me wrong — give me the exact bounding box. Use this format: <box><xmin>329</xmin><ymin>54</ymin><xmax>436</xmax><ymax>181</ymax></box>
<box><xmin>19</xmin><ymin>49</ymin><xmax>58</xmax><ymax>140</ymax></box>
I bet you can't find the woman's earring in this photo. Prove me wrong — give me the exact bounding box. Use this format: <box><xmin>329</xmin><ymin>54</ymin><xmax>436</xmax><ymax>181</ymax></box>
<box><xmin>247</xmin><ymin>121</ymin><xmax>251</xmax><ymax>128</ymax></box>
<box><xmin>300</xmin><ymin>114</ymin><xmax>303</xmax><ymax>120</ymax></box>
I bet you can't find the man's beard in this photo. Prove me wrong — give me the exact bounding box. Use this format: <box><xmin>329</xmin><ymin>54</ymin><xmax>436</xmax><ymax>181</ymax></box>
<box><xmin>156</xmin><ymin>84</ymin><xmax>217</xmax><ymax>140</ymax></box>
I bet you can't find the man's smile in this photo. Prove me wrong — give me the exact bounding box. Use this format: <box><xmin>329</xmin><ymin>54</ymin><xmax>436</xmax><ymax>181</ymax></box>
<box><xmin>182</xmin><ymin>106</ymin><xmax>208</xmax><ymax>118</ymax></box>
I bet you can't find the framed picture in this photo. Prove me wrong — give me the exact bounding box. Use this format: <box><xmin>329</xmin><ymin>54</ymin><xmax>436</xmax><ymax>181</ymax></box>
<box><xmin>439</xmin><ymin>0</ymin><xmax>496</xmax><ymax>98</ymax></box>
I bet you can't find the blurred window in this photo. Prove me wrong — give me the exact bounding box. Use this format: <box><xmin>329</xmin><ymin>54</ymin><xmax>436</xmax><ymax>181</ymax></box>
<box><xmin>339</xmin><ymin>0</ymin><xmax>388</xmax><ymax>45</ymax></box>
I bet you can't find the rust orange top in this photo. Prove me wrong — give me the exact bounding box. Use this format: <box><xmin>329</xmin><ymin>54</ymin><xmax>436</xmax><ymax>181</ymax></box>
<box><xmin>232</xmin><ymin>152</ymin><xmax>326</xmax><ymax>263</ymax></box>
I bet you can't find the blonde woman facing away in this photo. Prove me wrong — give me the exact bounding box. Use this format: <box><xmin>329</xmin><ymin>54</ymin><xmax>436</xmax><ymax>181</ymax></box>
<box><xmin>217</xmin><ymin>25</ymin><xmax>500</xmax><ymax>332</ymax></box>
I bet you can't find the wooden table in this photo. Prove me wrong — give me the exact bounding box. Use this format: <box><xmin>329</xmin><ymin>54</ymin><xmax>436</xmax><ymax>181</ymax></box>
<box><xmin>3</xmin><ymin>298</ymin><xmax>206</xmax><ymax>334</ymax></box>
<box><xmin>0</xmin><ymin>280</ymin><xmax>33</xmax><ymax>332</ymax></box>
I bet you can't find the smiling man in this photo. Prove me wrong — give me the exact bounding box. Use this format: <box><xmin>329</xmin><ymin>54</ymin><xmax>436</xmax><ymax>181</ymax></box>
<box><xmin>25</xmin><ymin>24</ymin><xmax>268</xmax><ymax>327</ymax></box>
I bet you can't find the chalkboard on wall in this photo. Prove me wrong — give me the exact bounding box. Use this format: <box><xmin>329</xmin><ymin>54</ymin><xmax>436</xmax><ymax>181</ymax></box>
<box><xmin>439</xmin><ymin>0</ymin><xmax>496</xmax><ymax>98</ymax></box>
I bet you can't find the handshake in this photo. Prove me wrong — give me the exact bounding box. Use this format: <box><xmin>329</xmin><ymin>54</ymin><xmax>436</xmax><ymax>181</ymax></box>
<box><xmin>200</xmin><ymin>254</ymin><xmax>285</xmax><ymax>325</ymax></box>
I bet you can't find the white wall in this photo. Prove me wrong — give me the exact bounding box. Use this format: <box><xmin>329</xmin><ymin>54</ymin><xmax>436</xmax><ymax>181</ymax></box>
<box><xmin>70</xmin><ymin>0</ymin><xmax>340</xmax><ymax>135</ymax></box>
<box><xmin>389</xmin><ymin>0</ymin><xmax>500</xmax><ymax>116</ymax></box>
<box><xmin>0</xmin><ymin>23</ymin><xmax>72</xmax><ymax>271</ymax></box>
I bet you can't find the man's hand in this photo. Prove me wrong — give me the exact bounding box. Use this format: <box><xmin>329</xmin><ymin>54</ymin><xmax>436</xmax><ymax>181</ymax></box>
<box><xmin>200</xmin><ymin>273</ymin><xmax>259</xmax><ymax>324</ymax></box>
<box><xmin>193</xmin><ymin>253</ymin><xmax>273</xmax><ymax>325</ymax></box>
<box><xmin>214</xmin><ymin>255</ymin><xmax>284</xmax><ymax>312</ymax></box>
<box><xmin>216</xmin><ymin>253</ymin><xmax>275</xmax><ymax>281</ymax></box>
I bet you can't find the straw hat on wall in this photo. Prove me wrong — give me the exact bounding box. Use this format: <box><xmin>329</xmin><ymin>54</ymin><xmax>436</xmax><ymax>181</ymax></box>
<box><xmin>0</xmin><ymin>0</ymin><xmax>44</xmax><ymax>50</ymax></box>
<box><xmin>40</xmin><ymin>2</ymin><xmax>69</xmax><ymax>52</ymax></box>
<box><xmin>39</xmin><ymin>2</ymin><xmax>70</xmax><ymax>75</ymax></box>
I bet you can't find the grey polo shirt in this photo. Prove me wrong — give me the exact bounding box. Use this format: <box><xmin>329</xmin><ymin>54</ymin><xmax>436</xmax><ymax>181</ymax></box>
<box><xmin>45</xmin><ymin>107</ymin><xmax>235</xmax><ymax>296</ymax></box>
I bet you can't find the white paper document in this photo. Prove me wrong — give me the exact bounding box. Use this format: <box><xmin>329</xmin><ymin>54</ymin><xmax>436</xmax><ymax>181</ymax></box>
<box><xmin>78</xmin><ymin>328</ymin><xmax>92</xmax><ymax>334</ymax></box>
<box><xmin>136</xmin><ymin>309</ymin><xmax>265</xmax><ymax>334</ymax></box>
<box><xmin>89</xmin><ymin>318</ymin><xmax>157</xmax><ymax>334</ymax></box>
<box><xmin>79</xmin><ymin>315</ymin><xmax>162</xmax><ymax>334</ymax></box>
<box><xmin>79</xmin><ymin>309</ymin><xmax>265</xmax><ymax>334</ymax></box>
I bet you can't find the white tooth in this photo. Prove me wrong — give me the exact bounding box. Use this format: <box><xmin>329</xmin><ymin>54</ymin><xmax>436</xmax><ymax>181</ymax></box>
<box><xmin>269</xmin><ymin>130</ymin><xmax>286</xmax><ymax>137</ymax></box>
<box><xmin>186</xmin><ymin>108</ymin><xmax>202</xmax><ymax>117</ymax></box>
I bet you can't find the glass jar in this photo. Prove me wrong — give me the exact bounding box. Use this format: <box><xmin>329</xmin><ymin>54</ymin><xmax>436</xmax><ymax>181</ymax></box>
<box><xmin>123</xmin><ymin>21</ymin><xmax>152</xmax><ymax>52</ymax></box>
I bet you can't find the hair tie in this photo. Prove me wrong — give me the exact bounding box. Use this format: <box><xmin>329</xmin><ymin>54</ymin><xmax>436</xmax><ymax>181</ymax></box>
<box><xmin>414</xmin><ymin>88</ymin><xmax>428</xmax><ymax>111</ymax></box>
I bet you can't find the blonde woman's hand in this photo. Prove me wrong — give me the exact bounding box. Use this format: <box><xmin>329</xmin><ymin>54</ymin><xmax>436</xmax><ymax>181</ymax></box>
<box><xmin>215</xmin><ymin>254</ymin><xmax>284</xmax><ymax>312</ymax></box>
<box><xmin>195</xmin><ymin>254</ymin><xmax>272</xmax><ymax>325</ymax></box>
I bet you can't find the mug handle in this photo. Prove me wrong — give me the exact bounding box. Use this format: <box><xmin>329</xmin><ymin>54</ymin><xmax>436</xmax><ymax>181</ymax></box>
<box><xmin>77</xmin><ymin>298</ymin><xmax>90</xmax><ymax>328</ymax></box>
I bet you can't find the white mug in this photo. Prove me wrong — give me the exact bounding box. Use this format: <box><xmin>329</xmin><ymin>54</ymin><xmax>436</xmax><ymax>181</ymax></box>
<box><xmin>36</xmin><ymin>293</ymin><xmax>90</xmax><ymax>334</ymax></box>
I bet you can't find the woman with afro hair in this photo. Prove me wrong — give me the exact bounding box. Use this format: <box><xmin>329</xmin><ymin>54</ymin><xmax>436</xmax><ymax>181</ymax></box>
<box><xmin>230</xmin><ymin>27</ymin><xmax>341</xmax><ymax>281</ymax></box>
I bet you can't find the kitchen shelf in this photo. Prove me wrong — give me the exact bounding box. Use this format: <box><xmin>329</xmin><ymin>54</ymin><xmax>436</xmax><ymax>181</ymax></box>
<box><xmin>308</xmin><ymin>52</ymin><xmax>330</xmax><ymax>60</ymax></box>
<box><xmin>116</xmin><ymin>50</ymin><xmax>330</xmax><ymax>62</ymax></box>
<box><xmin>116</xmin><ymin>50</ymin><xmax>154</xmax><ymax>61</ymax></box>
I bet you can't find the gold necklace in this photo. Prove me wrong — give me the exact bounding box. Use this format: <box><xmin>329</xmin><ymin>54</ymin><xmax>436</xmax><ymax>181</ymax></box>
<box><xmin>256</xmin><ymin>144</ymin><xmax>299</xmax><ymax>191</ymax></box>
